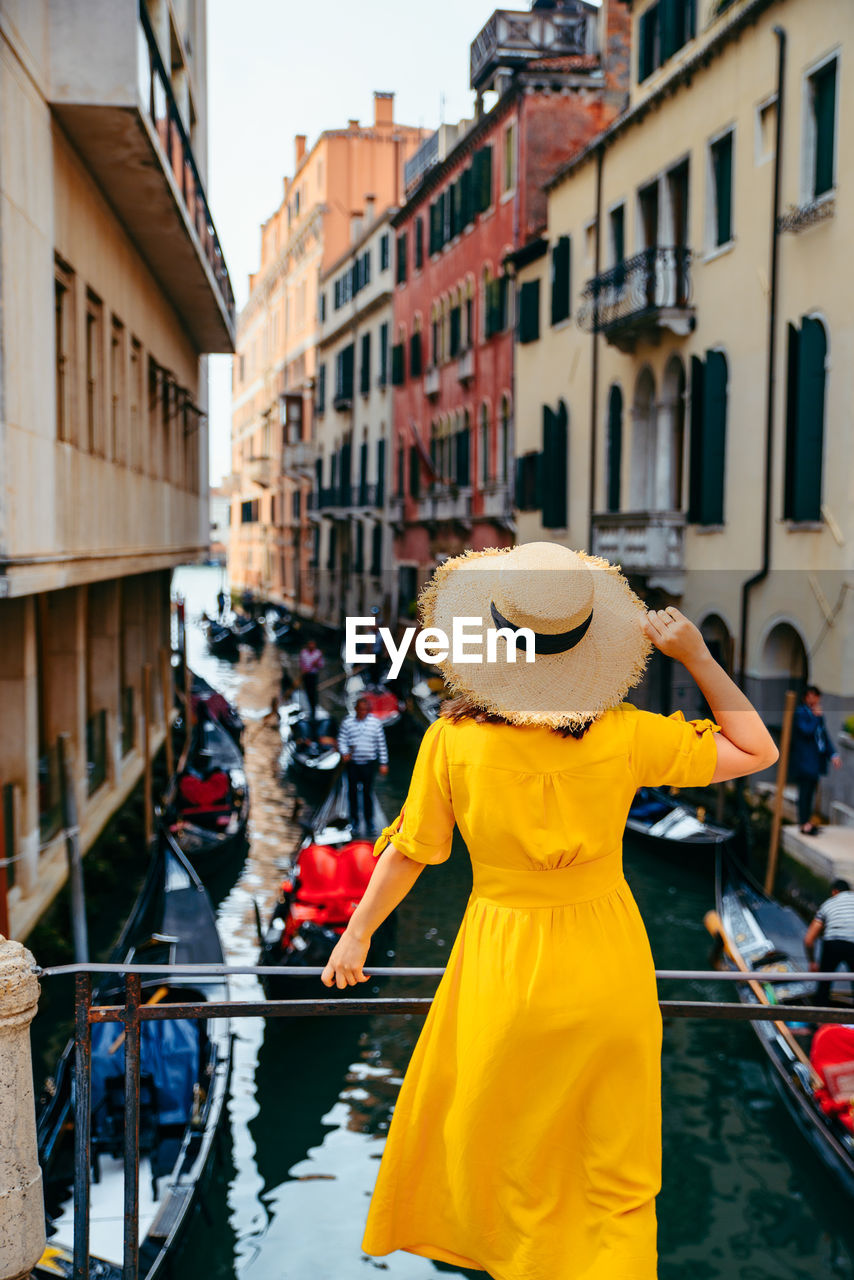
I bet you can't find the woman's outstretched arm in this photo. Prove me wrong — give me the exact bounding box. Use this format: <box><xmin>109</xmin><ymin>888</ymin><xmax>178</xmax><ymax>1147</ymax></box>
<box><xmin>321</xmin><ymin>843</ymin><xmax>425</xmax><ymax>989</ymax></box>
<box><xmin>642</xmin><ymin>607</ymin><xmax>779</xmax><ymax>783</ymax></box>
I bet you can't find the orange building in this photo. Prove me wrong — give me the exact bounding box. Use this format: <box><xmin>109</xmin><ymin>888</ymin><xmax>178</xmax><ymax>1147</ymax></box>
<box><xmin>229</xmin><ymin>93</ymin><xmax>429</xmax><ymax>612</ymax></box>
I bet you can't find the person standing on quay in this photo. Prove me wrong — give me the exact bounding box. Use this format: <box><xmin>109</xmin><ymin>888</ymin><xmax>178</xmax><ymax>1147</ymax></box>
<box><xmin>792</xmin><ymin>685</ymin><xmax>841</xmax><ymax>835</ymax></box>
<box><xmin>299</xmin><ymin>638</ymin><xmax>325</xmax><ymax>716</ymax></box>
<box><xmin>338</xmin><ymin>696</ymin><xmax>388</xmax><ymax>835</ymax></box>
<box><xmin>321</xmin><ymin>542</ymin><xmax>778</xmax><ymax>1280</ymax></box>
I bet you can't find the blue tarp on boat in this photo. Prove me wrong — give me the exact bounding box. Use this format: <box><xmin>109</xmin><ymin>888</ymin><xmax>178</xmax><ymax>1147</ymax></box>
<box><xmin>90</xmin><ymin>1018</ymin><xmax>200</xmax><ymax>1128</ymax></box>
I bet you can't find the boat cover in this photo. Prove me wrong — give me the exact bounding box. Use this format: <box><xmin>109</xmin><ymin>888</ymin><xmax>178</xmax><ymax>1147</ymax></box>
<box><xmin>811</xmin><ymin>1024</ymin><xmax>854</xmax><ymax>1131</ymax></box>
<box><xmin>90</xmin><ymin>1018</ymin><xmax>200</xmax><ymax>1129</ymax></box>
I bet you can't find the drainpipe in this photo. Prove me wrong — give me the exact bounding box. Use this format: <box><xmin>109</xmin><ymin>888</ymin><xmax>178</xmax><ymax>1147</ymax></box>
<box><xmin>587</xmin><ymin>142</ymin><xmax>605</xmax><ymax>554</ymax></box>
<box><xmin>738</xmin><ymin>26</ymin><xmax>786</xmax><ymax>688</ymax></box>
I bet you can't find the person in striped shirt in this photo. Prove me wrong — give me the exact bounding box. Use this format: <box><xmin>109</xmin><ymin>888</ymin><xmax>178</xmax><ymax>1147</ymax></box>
<box><xmin>338</xmin><ymin>697</ymin><xmax>389</xmax><ymax>834</ymax></box>
<box><xmin>805</xmin><ymin>879</ymin><xmax>854</xmax><ymax>1005</ymax></box>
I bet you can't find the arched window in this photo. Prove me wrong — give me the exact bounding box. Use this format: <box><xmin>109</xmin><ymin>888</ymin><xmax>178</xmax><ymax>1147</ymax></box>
<box><xmin>606</xmin><ymin>385</ymin><xmax>623</xmax><ymax>513</ymax></box>
<box><xmin>499</xmin><ymin>396</ymin><xmax>511</xmax><ymax>483</ymax></box>
<box><xmin>480</xmin><ymin>402</ymin><xmax>490</xmax><ymax>484</ymax></box>
<box><xmin>456</xmin><ymin>409</ymin><xmax>471</xmax><ymax>486</ymax></box>
<box><xmin>630</xmin><ymin>367</ymin><xmax>656</xmax><ymax>509</ymax></box>
<box><xmin>784</xmin><ymin>316</ymin><xmax>827</xmax><ymax>522</ymax></box>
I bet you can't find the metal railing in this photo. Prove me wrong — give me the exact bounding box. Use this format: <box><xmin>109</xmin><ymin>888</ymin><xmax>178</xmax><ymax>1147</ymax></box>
<box><xmin>577</xmin><ymin>246</ymin><xmax>693</xmax><ymax>335</ymax></box>
<box><xmin>35</xmin><ymin>958</ymin><xmax>854</xmax><ymax>1280</ymax></box>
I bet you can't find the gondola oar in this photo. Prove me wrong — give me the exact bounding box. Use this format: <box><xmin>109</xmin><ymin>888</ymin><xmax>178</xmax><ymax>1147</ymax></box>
<box><xmin>704</xmin><ymin>909</ymin><xmax>822</xmax><ymax>1089</ymax></box>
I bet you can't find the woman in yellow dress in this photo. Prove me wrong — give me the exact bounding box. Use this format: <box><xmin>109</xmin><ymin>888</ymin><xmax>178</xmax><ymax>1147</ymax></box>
<box><xmin>321</xmin><ymin>543</ymin><xmax>777</xmax><ymax>1280</ymax></box>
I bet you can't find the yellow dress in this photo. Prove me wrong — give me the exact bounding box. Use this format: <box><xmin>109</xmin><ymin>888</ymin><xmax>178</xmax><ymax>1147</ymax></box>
<box><xmin>362</xmin><ymin>703</ymin><xmax>720</xmax><ymax>1280</ymax></box>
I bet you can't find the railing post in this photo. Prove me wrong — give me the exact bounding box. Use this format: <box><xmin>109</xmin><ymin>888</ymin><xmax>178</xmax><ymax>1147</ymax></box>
<box><xmin>0</xmin><ymin>938</ymin><xmax>44</xmax><ymax>1280</ymax></box>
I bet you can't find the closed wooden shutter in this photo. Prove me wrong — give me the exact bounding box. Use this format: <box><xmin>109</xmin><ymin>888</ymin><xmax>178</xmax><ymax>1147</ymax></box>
<box><xmin>461</xmin><ymin>166</ymin><xmax>474</xmax><ymax>227</ymax></box>
<box><xmin>638</xmin><ymin>5</ymin><xmax>659</xmax><ymax>82</ymax></box>
<box><xmin>340</xmin><ymin>441</ymin><xmax>352</xmax><ymax>507</ymax></box>
<box><xmin>712</xmin><ymin>133</ymin><xmax>733</xmax><ymax>246</ymax></box>
<box><xmin>813</xmin><ymin>60</ymin><xmax>837</xmax><ymax>197</ymax></box>
<box><xmin>542</xmin><ymin>402</ymin><xmax>568</xmax><ymax>529</ymax></box>
<box><xmin>518</xmin><ymin>279</ymin><xmax>541</xmax><ymax>344</ymax></box>
<box><xmin>550</xmin><ymin>236</ymin><xmax>571</xmax><ymax>325</ymax></box>
<box><xmin>791</xmin><ymin>317</ymin><xmax>826</xmax><ymax>521</ymax></box>
<box><xmin>370</xmin><ymin>523</ymin><xmax>382</xmax><ymax>577</ymax></box>
<box><xmin>782</xmin><ymin>323</ymin><xmax>799</xmax><ymax>520</ymax></box>
<box><xmin>410</xmin><ymin>331</ymin><xmax>423</xmax><ymax>378</ymax></box>
<box><xmin>699</xmin><ymin>350</ymin><xmax>728</xmax><ymax>525</ymax></box>
<box><xmin>606</xmin><ymin>385</ymin><xmax>623</xmax><ymax>513</ymax></box>
<box><xmin>474</xmin><ymin>146</ymin><xmax>493</xmax><ymax>214</ymax></box>
<box><xmin>391</xmin><ymin>343</ymin><xmax>405</xmax><ymax>386</ymax></box>
<box><xmin>360</xmin><ymin>333</ymin><xmax>371</xmax><ymax>394</ymax></box>
<box><xmin>359</xmin><ymin>442</ymin><xmax>368</xmax><ymax>506</ymax></box>
<box><xmin>379</xmin><ymin>322</ymin><xmax>389</xmax><ymax>385</ymax></box>
<box><xmin>514</xmin><ymin>452</ymin><xmax>543</xmax><ymax>512</ymax></box>
<box><xmin>376</xmin><ymin>439</ymin><xmax>386</xmax><ymax>507</ymax></box>
<box><xmin>687</xmin><ymin>355</ymin><xmax>705</xmax><ymax>523</ymax></box>
<box><xmin>455</xmin><ymin>426</ymin><xmax>470</xmax><ymax>487</ymax></box>
<box><xmin>660</xmin><ymin>0</ymin><xmax>677</xmax><ymax>61</ymax></box>
<box><xmin>415</xmin><ymin>217</ymin><xmax>424</xmax><ymax>270</ymax></box>
<box><xmin>396</xmin><ymin>233</ymin><xmax>408</xmax><ymax>284</ymax></box>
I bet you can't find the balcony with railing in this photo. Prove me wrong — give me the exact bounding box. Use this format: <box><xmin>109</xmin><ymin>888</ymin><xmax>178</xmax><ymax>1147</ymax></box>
<box><xmin>479</xmin><ymin>483</ymin><xmax>513</xmax><ymax>523</ymax></box>
<box><xmin>591</xmin><ymin>511</ymin><xmax>687</xmax><ymax>589</ymax></box>
<box><xmin>282</xmin><ymin>440</ymin><xmax>320</xmax><ymax>477</ymax></box>
<box><xmin>577</xmin><ymin>248</ymin><xmax>694</xmax><ymax>353</ymax></box>
<box><xmin>417</xmin><ymin>486</ymin><xmax>473</xmax><ymax>527</ymax></box>
<box><xmin>246</xmin><ymin>456</ymin><xmax>273</xmax><ymax>488</ymax></box>
<box><xmin>456</xmin><ymin>348</ymin><xmax>475</xmax><ymax>384</ymax></box>
<box><xmin>424</xmin><ymin>366</ymin><xmax>441</xmax><ymax>399</ymax></box>
<box><xmin>47</xmin><ymin>1</ymin><xmax>235</xmax><ymax>351</ymax></box>
<box><xmin>470</xmin><ymin>6</ymin><xmax>596</xmax><ymax>92</ymax></box>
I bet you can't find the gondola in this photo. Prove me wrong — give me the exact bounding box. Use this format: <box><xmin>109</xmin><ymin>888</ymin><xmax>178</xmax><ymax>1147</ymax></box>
<box><xmin>258</xmin><ymin>774</ymin><xmax>395</xmax><ymax>1000</ymax></box>
<box><xmin>410</xmin><ymin>675</ymin><xmax>446</xmax><ymax>727</ymax></box>
<box><xmin>231</xmin><ymin>614</ymin><xmax>265</xmax><ymax>649</ymax></box>
<box><xmin>166</xmin><ymin>712</ymin><xmax>249</xmax><ymax>871</ymax></box>
<box><xmin>344</xmin><ymin>671</ymin><xmax>407</xmax><ymax>735</ymax></box>
<box><xmin>712</xmin><ymin>845</ymin><xmax>854</xmax><ymax>1197</ymax></box>
<box><xmin>204</xmin><ymin>619</ymin><xmax>239</xmax><ymax>661</ymax></box>
<box><xmin>189</xmin><ymin>670</ymin><xmax>244</xmax><ymax>750</ymax></box>
<box><xmin>35</xmin><ymin>830</ymin><xmax>231</xmax><ymax>1280</ymax></box>
<box><xmin>626</xmin><ymin>787</ymin><xmax>733</xmax><ymax>859</ymax></box>
<box><xmin>278</xmin><ymin>691</ymin><xmax>340</xmax><ymax>784</ymax></box>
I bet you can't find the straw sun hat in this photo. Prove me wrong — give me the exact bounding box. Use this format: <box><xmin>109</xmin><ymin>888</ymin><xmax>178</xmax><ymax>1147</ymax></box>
<box><xmin>418</xmin><ymin>541</ymin><xmax>652</xmax><ymax>729</ymax></box>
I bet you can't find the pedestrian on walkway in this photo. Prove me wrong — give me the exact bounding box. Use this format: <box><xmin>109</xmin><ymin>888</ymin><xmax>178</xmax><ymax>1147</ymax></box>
<box><xmin>792</xmin><ymin>685</ymin><xmax>841</xmax><ymax>834</ymax></box>
<box><xmin>320</xmin><ymin>541</ymin><xmax>778</xmax><ymax>1280</ymax></box>
<box><xmin>805</xmin><ymin>878</ymin><xmax>854</xmax><ymax>1004</ymax></box>
<box><xmin>338</xmin><ymin>696</ymin><xmax>388</xmax><ymax>833</ymax></box>
<box><xmin>299</xmin><ymin>638</ymin><xmax>325</xmax><ymax>716</ymax></box>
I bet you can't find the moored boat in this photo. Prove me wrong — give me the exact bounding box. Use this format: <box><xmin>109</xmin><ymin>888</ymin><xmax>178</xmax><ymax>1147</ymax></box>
<box><xmin>711</xmin><ymin>846</ymin><xmax>854</xmax><ymax>1197</ymax></box>
<box><xmin>410</xmin><ymin>674</ymin><xmax>446</xmax><ymax>727</ymax></box>
<box><xmin>231</xmin><ymin>614</ymin><xmax>265</xmax><ymax>649</ymax></box>
<box><xmin>344</xmin><ymin>672</ymin><xmax>407</xmax><ymax>735</ymax></box>
<box><xmin>167</xmin><ymin>711</ymin><xmax>249</xmax><ymax>871</ymax></box>
<box><xmin>204</xmin><ymin>619</ymin><xmax>239</xmax><ymax>661</ymax></box>
<box><xmin>35</xmin><ymin>831</ymin><xmax>231</xmax><ymax>1280</ymax></box>
<box><xmin>626</xmin><ymin>787</ymin><xmax>733</xmax><ymax>859</ymax></box>
<box><xmin>258</xmin><ymin>775</ymin><xmax>395</xmax><ymax>1000</ymax></box>
<box><xmin>189</xmin><ymin>670</ymin><xmax>244</xmax><ymax>750</ymax></box>
<box><xmin>279</xmin><ymin>692</ymin><xmax>340</xmax><ymax>784</ymax></box>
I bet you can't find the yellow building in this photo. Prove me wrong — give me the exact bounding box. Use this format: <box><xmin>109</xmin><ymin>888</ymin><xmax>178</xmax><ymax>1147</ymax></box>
<box><xmin>513</xmin><ymin>0</ymin><xmax>854</xmax><ymax>806</ymax></box>
<box><xmin>0</xmin><ymin>0</ymin><xmax>234</xmax><ymax>937</ymax></box>
<box><xmin>229</xmin><ymin>96</ymin><xmax>428</xmax><ymax>613</ymax></box>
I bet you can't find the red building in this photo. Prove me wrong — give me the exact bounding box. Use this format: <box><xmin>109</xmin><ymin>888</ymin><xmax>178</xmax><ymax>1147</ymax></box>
<box><xmin>389</xmin><ymin>0</ymin><xmax>629</xmax><ymax>619</ymax></box>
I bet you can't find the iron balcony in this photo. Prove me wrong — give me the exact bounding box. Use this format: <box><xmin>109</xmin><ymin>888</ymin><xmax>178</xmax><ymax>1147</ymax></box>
<box><xmin>577</xmin><ymin>247</ymin><xmax>695</xmax><ymax>353</ymax></box>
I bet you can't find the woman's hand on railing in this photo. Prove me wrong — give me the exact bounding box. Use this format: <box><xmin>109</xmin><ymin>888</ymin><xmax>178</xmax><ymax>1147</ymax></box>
<box><xmin>321</xmin><ymin>928</ymin><xmax>372</xmax><ymax>989</ymax></box>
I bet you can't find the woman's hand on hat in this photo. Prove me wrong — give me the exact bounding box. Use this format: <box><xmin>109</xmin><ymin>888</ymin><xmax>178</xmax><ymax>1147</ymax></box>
<box><xmin>321</xmin><ymin>926</ymin><xmax>372</xmax><ymax>989</ymax></box>
<box><xmin>641</xmin><ymin>607</ymin><xmax>709</xmax><ymax>666</ymax></box>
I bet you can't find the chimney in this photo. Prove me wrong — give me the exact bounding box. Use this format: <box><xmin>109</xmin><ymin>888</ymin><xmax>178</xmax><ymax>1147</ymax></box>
<box><xmin>295</xmin><ymin>134</ymin><xmax>307</xmax><ymax>166</ymax></box>
<box><xmin>374</xmin><ymin>91</ymin><xmax>394</xmax><ymax>128</ymax></box>
<box><xmin>365</xmin><ymin>193</ymin><xmax>376</xmax><ymax>223</ymax></box>
<box><xmin>348</xmin><ymin>118</ymin><xmax>360</xmax><ymax>130</ymax></box>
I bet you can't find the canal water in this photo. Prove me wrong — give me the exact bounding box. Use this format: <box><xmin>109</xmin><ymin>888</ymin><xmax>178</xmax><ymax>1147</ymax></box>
<box><xmin>32</xmin><ymin>564</ymin><xmax>854</xmax><ymax>1279</ymax></box>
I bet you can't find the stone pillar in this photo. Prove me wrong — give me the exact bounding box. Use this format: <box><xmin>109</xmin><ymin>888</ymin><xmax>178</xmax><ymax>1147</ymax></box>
<box><xmin>0</xmin><ymin>598</ymin><xmax>39</xmax><ymax>897</ymax></box>
<box><xmin>0</xmin><ymin>939</ymin><xmax>44</xmax><ymax>1280</ymax></box>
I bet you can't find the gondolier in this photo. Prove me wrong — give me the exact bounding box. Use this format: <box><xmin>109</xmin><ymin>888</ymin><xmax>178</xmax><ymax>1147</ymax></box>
<box><xmin>299</xmin><ymin>638</ymin><xmax>325</xmax><ymax>715</ymax></box>
<box><xmin>805</xmin><ymin>878</ymin><xmax>854</xmax><ymax>1004</ymax></box>
<box><xmin>338</xmin><ymin>695</ymin><xmax>388</xmax><ymax>834</ymax></box>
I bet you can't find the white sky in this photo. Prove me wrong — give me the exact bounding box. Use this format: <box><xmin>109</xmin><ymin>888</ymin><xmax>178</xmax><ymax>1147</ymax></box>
<box><xmin>205</xmin><ymin>0</ymin><xmax>502</xmax><ymax>483</ymax></box>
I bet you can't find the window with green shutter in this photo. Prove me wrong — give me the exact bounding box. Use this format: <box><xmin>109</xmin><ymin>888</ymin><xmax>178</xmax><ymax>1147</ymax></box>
<box><xmin>638</xmin><ymin>4</ymin><xmax>660</xmax><ymax>82</ymax></box>
<box><xmin>410</xmin><ymin>330</ymin><xmax>423</xmax><ymax>378</ymax></box>
<box><xmin>360</xmin><ymin>332</ymin><xmax>371</xmax><ymax>395</ymax></box>
<box><xmin>376</xmin><ymin>438</ymin><xmax>386</xmax><ymax>507</ymax></box>
<box><xmin>811</xmin><ymin>59</ymin><xmax>837</xmax><ymax>198</ymax></box>
<box><xmin>396</xmin><ymin>232</ymin><xmax>408</xmax><ymax>285</ymax></box>
<box><xmin>515</xmin><ymin>452</ymin><xmax>542</xmax><ymax>512</ymax></box>
<box><xmin>316</xmin><ymin>363</ymin><xmax>326</xmax><ymax>415</ymax></box>
<box><xmin>473</xmin><ymin>146</ymin><xmax>493</xmax><ymax>215</ymax></box>
<box><xmin>518</xmin><ymin>279</ymin><xmax>541</xmax><ymax>345</ymax></box>
<box><xmin>391</xmin><ymin>342</ymin><xmax>405</xmax><ymax>386</ymax></box>
<box><xmin>461</xmin><ymin>166</ymin><xmax>474</xmax><ymax>228</ymax></box>
<box><xmin>542</xmin><ymin>401</ymin><xmax>568</xmax><ymax>529</ymax></box>
<box><xmin>550</xmin><ymin>236</ymin><xmax>571</xmax><ymax>326</ymax></box>
<box><xmin>354</xmin><ymin>519</ymin><xmax>364</xmax><ymax>574</ymax></box>
<box><xmin>415</xmin><ymin>217</ymin><xmax>424</xmax><ymax>270</ymax></box>
<box><xmin>784</xmin><ymin>317</ymin><xmax>827</xmax><ymax>522</ymax></box>
<box><xmin>396</xmin><ymin>441</ymin><xmax>404</xmax><ymax>495</ymax></box>
<box><xmin>340</xmin><ymin>440</ymin><xmax>352</xmax><ymax>507</ymax></box>
<box><xmin>449</xmin><ymin>306</ymin><xmax>462</xmax><ymax>357</ymax></box>
<box><xmin>455</xmin><ymin>424</ymin><xmax>470</xmax><ymax>487</ymax></box>
<box><xmin>370</xmin><ymin>523</ymin><xmax>382</xmax><ymax>577</ymax></box>
<box><xmin>710</xmin><ymin>131</ymin><xmax>734</xmax><ymax>247</ymax></box>
<box><xmin>660</xmin><ymin>0</ymin><xmax>694</xmax><ymax>62</ymax></box>
<box><xmin>359</xmin><ymin>442</ymin><xmax>368</xmax><ymax>506</ymax></box>
<box><xmin>380</xmin><ymin>233</ymin><xmax>390</xmax><ymax>271</ymax></box>
<box><xmin>606</xmin><ymin>385</ymin><xmax>623</xmax><ymax>513</ymax></box>
<box><xmin>687</xmin><ymin>350</ymin><xmax>728</xmax><ymax>525</ymax></box>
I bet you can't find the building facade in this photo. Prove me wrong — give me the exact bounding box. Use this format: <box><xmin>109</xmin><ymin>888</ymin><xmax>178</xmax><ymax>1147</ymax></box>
<box><xmin>0</xmin><ymin>0</ymin><xmax>234</xmax><ymax>937</ymax></box>
<box><xmin>514</xmin><ymin>0</ymin><xmax>854</xmax><ymax>804</ymax></box>
<box><xmin>312</xmin><ymin>210</ymin><xmax>397</xmax><ymax>627</ymax></box>
<box><xmin>388</xmin><ymin>0</ymin><xmax>630</xmax><ymax>622</ymax></box>
<box><xmin>229</xmin><ymin>95</ymin><xmax>429</xmax><ymax>614</ymax></box>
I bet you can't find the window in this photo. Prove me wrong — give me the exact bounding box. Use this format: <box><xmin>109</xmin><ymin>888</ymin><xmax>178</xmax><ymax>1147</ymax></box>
<box><xmin>638</xmin><ymin>4</ymin><xmax>660</xmax><ymax>82</ymax></box>
<box><xmin>316</xmin><ymin>362</ymin><xmax>327</xmax><ymax>414</ymax></box>
<box><xmin>449</xmin><ymin>304</ymin><xmax>462</xmax><ymax>358</ymax></box>
<box><xmin>465</xmin><ymin>293</ymin><xmax>474</xmax><ymax>349</ymax></box>
<box><xmin>54</xmin><ymin>258</ymin><xmax>74</xmax><ymax>443</ymax></box>
<box><xmin>688</xmin><ymin>350</ymin><xmax>728</xmax><ymax>525</ymax></box>
<box><xmin>455</xmin><ymin>415</ymin><xmax>471</xmax><ymax>487</ymax></box>
<box><xmin>784</xmin><ymin>317</ymin><xmax>827</xmax><ymax>523</ymax></box>
<box><xmin>110</xmin><ymin>317</ymin><xmax>125</xmax><ymax>462</ymax></box>
<box><xmin>334</xmin><ymin>344</ymin><xmax>354</xmax><ymax>405</ymax></box>
<box><xmin>755</xmin><ymin>96</ymin><xmax>777</xmax><ymax>166</ymax></box>
<box><xmin>515</xmin><ymin>453</ymin><xmax>542</xmax><ymax>511</ymax></box>
<box><xmin>241</xmin><ymin>499</ymin><xmax>259</xmax><ymax>523</ymax></box>
<box><xmin>319</xmin><ymin>292</ymin><xmax>327</xmax><ymax>323</ymax></box>
<box><xmin>638</xmin><ymin>0</ymin><xmax>695</xmax><ymax>82</ymax></box>
<box><xmin>396</xmin><ymin>440</ymin><xmax>405</xmax><ymax>495</ymax></box>
<box><xmin>391</xmin><ymin>341</ymin><xmax>406</xmax><ymax>386</ymax></box>
<box><xmin>379</xmin><ymin>322</ymin><xmax>390</xmax><ymax>386</ymax></box>
<box><xmin>498</xmin><ymin>397</ymin><xmax>511</xmax><ymax>483</ymax></box>
<box><xmin>503</xmin><ymin>123</ymin><xmax>516</xmax><ymax>193</ymax></box>
<box><xmin>380</xmin><ymin>233</ymin><xmax>390</xmax><ymax>271</ymax></box>
<box><xmin>541</xmin><ymin>401</ymin><xmax>568</xmax><ymax>529</ymax></box>
<box><xmin>85</xmin><ymin>290</ymin><xmax>104</xmax><ymax>454</ymax></box>
<box><xmin>606</xmin><ymin>385</ymin><xmax>623</xmax><ymax>513</ymax></box>
<box><xmin>376</xmin><ymin>438</ymin><xmax>386</xmax><ymax>507</ymax></box>
<box><xmin>609</xmin><ymin>205</ymin><xmax>626</xmax><ymax>266</ymax></box>
<box><xmin>708</xmin><ymin>130</ymin><xmax>734</xmax><ymax>248</ymax></box>
<box><xmin>410</xmin><ymin>329</ymin><xmax>423</xmax><ymax>378</ymax></box>
<box><xmin>359</xmin><ymin>441</ymin><xmax>369</xmax><ymax>506</ymax></box>
<box><xmin>806</xmin><ymin>57</ymin><xmax>838</xmax><ymax>199</ymax></box>
<box><xmin>415</xmin><ymin>217</ymin><xmax>424</xmax><ymax>270</ymax></box>
<box><xmin>518</xmin><ymin>279</ymin><xmax>540</xmax><ymax>344</ymax></box>
<box><xmin>129</xmin><ymin>337</ymin><xmax>143</xmax><ymax>470</ymax></box>
<box><xmin>480</xmin><ymin>404</ymin><xmax>490</xmax><ymax>485</ymax></box>
<box><xmin>396</xmin><ymin>232</ymin><xmax>408</xmax><ymax>285</ymax></box>
<box><xmin>550</xmin><ymin>236</ymin><xmax>571</xmax><ymax>326</ymax></box>
<box><xmin>473</xmin><ymin>145</ymin><xmax>493</xmax><ymax>214</ymax></box>
<box><xmin>485</xmin><ymin>275</ymin><xmax>509</xmax><ymax>338</ymax></box>
<box><xmin>370</xmin><ymin>523</ymin><xmax>382</xmax><ymax>578</ymax></box>
<box><xmin>408</xmin><ymin>444</ymin><xmax>421</xmax><ymax>498</ymax></box>
<box><xmin>360</xmin><ymin>333</ymin><xmax>371</xmax><ymax>396</ymax></box>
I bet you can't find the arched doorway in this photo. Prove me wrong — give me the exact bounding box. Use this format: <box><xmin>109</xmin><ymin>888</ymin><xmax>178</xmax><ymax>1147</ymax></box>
<box><xmin>660</xmin><ymin>356</ymin><xmax>686</xmax><ymax>511</ymax></box>
<box><xmin>759</xmin><ymin>621</ymin><xmax>808</xmax><ymax>734</ymax></box>
<box><xmin>630</xmin><ymin>366</ymin><xmax>656</xmax><ymax>509</ymax></box>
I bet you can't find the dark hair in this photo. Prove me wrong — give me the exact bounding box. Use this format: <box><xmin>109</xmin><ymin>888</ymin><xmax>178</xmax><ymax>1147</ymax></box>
<box><xmin>806</xmin><ymin>685</ymin><xmax>822</xmax><ymax>698</ymax></box>
<box><xmin>439</xmin><ymin>693</ymin><xmax>593</xmax><ymax>739</ymax></box>
<box><xmin>831</xmin><ymin>878</ymin><xmax>850</xmax><ymax>893</ymax></box>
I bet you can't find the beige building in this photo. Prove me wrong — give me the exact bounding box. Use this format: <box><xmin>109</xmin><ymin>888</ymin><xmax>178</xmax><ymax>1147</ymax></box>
<box><xmin>313</xmin><ymin>208</ymin><xmax>397</xmax><ymax>627</ymax></box>
<box><xmin>229</xmin><ymin>94</ymin><xmax>428</xmax><ymax>614</ymax></box>
<box><xmin>0</xmin><ymin>0</ymin><xmax>234</xmax><ymax>938</ymax></box>
<box><xmin>513</xmin><ymin>0</ymin><xmax>854</xmax><ymax>804</ymax></box>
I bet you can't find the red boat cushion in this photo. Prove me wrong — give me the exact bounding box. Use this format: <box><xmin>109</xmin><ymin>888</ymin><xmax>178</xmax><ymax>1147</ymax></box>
<box><xmin>367</xmin><ymin>692</ymin><xmax>399</xmax><ymax>720</ymax></box>
<box><xmin>810</xmin><ymin>1024</ymin><xmax>854</xmax><ymax>1131</ymax></box>
<box><xmin>293</xmin><ymin>841</ymin><xmax>378</xmax><ymax>912</ymax></box>
<box><xmin>178</xmin><ymin>771</ymin><xmax>229</xmax><ymax>808</ymax></box>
